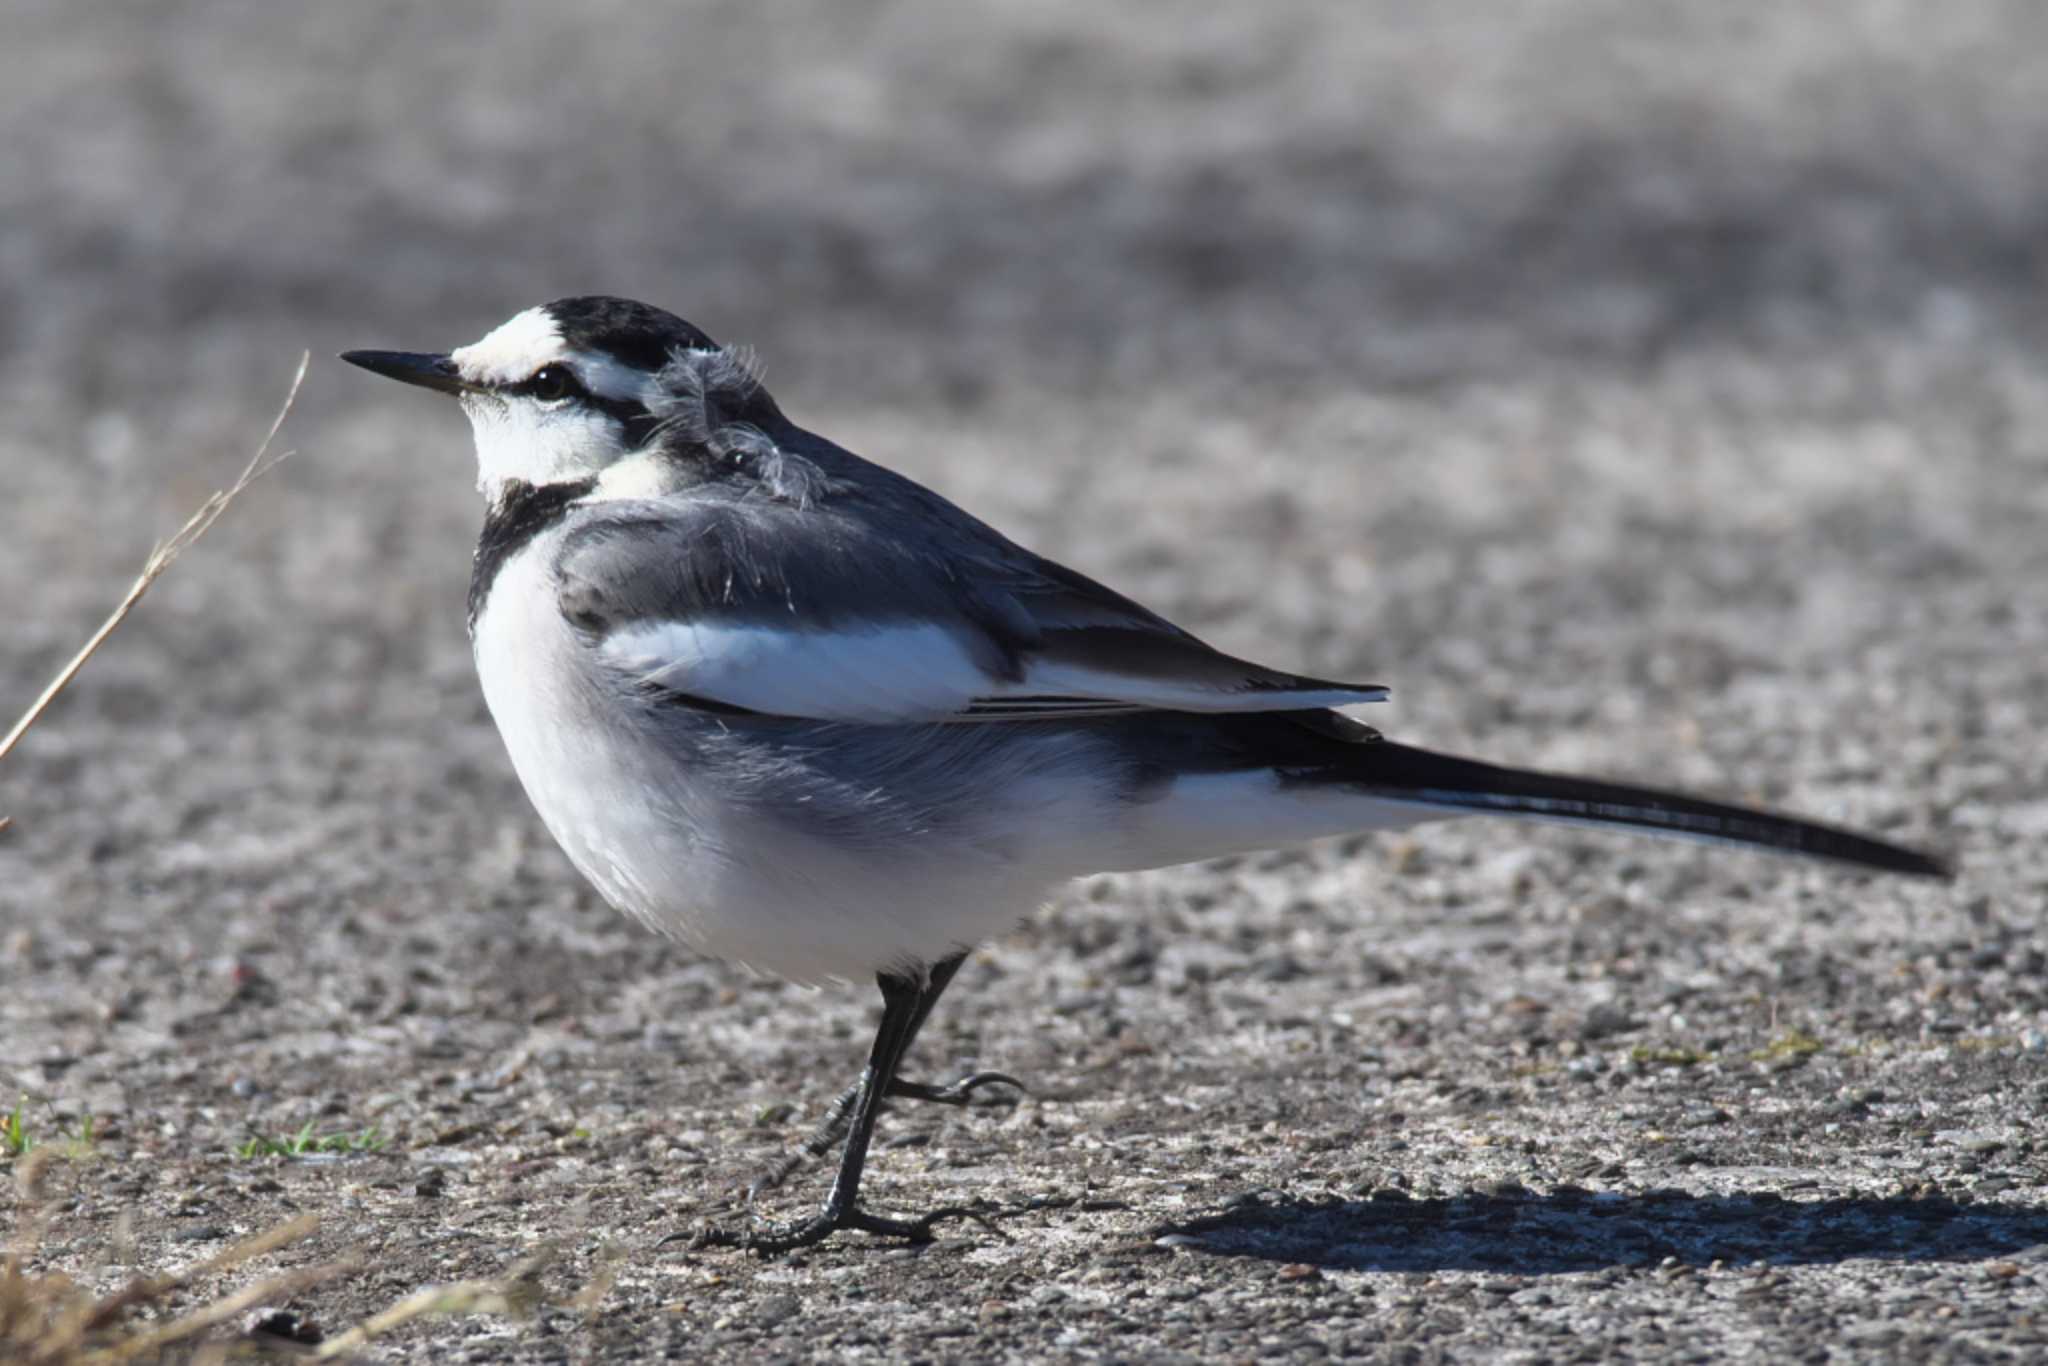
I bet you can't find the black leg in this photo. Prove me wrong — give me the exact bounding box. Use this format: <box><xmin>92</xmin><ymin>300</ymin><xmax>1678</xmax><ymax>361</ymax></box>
<box><xmin>686</xmin><ymin>951</ymin><xmax>1003</xmax><ymax>1254</ymax></box>
<box><xmin>746</xmin><ymin>980</ymin><xmax>1023</xmax><ymax>1202</ymax></box>
<box><xmin>744</xmin><ymin>1077</ymin><xmax>867</xmax><ymax>1201</ymax></box>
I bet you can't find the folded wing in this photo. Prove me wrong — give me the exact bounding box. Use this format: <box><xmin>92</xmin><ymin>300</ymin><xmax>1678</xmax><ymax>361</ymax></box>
<box><xmin>554</xmin><ymin>497</ymin><xmax>1386</xmax><ymax>725</ymax></box>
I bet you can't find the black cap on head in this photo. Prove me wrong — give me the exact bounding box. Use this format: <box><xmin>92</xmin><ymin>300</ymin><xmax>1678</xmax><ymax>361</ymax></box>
<box><xmin>543</xmin><ymin>296</ymin><xmax>720</xmax><ymax>372</ymax></box>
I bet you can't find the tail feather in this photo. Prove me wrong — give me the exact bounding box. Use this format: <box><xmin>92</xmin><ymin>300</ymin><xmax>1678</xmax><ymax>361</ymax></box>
<box><xmin>1333</xmin><ymin>739</ymin><xmax>1949</xmax><ymax>878</ymax></box>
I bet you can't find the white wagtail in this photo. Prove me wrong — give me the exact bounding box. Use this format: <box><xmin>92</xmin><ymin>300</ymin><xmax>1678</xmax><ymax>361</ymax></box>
<box><xmin>343</xmin><ymin>296</ymin><xmax>1946</xmax><ymax>1252</ymax></box>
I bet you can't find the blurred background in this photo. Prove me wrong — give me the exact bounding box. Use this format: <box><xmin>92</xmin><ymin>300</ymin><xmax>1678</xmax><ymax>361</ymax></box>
<box><xmin>1</xmin><ymin>0</ymin><xmax>2041</xmax><ymax>1190</ymax></box>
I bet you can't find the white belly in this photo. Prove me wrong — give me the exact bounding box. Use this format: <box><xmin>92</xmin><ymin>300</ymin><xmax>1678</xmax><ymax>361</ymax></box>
<box><xmin>469</xmin><ymin>551</ymin><xmax>1069</xmax><ymax>982</ymax></box>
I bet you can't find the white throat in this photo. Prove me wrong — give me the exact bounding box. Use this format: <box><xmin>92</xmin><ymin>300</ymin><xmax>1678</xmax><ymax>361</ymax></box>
<box><xmin>459</xmin><ymin>393</ymin><xmax>627</xmax><ymax>499</ymax></box>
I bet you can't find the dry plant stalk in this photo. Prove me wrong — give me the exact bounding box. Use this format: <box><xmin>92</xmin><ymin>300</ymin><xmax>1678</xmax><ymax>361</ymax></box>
<box><xmin>0</xmin><ymin>352</ymin><xmax>309</xmax><ymax>830</ymax></box>
<box><xmin>311</xmin><ymin>1244</ymin><xmax>563</xmax><ymax>1359</ymax></box>
<box><xmin>8</xmin><ymin>1167</ymin><xmax>613</xmax><ymax>1360</ymax></box>
<box><xmin>3</xmin><ymin>1154</ymin><xmax>348</xmax><ymax>1365</ymax></box>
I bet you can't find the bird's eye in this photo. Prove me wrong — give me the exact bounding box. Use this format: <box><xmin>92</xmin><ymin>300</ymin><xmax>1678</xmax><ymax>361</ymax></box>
<box><xmin>526</xmin><ymin>365</ymin><xmax>579</xmax><ymax>402</ymax></box>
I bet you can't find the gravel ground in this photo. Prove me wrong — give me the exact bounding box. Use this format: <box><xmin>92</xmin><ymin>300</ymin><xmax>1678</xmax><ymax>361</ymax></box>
<box><xmin>3</xmin><ymin>2</ymin><xmax>2045</xmax><ymax>1360</ymax></box>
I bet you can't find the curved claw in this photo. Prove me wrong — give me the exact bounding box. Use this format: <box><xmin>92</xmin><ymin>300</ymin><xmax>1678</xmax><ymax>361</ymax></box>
<box><xmin>742</xmin><ymin>1070</ymin><xmax>1029</xmax><ymax>1202</ymax></box>
<box><xmin>680</xmin><ymin>1201</ymin><xmax>1000</xmax><ymax>1257</ymax></box>
<box><xmin>887</xmin><ymin>1070</ymin><xmax>1027</xmax><ymax>1107</ymax></box>
<box><xmin>745</xmin><ymin>1163</ymin><xmax>799</xmax><ymax>1205</ymax></box>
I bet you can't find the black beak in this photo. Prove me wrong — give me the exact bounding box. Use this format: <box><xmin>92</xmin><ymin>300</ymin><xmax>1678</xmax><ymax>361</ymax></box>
<box><xmin>339</xmin><ymin>350</ymin><xmax>469</xmax><ymax>396</ymax></box>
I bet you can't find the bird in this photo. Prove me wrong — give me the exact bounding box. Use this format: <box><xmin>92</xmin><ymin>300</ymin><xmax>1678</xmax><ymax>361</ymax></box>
<box><xmin>342</xmin><ymin>295</ymin><xmax>1947</xmax><ymax>1253</ymax></box>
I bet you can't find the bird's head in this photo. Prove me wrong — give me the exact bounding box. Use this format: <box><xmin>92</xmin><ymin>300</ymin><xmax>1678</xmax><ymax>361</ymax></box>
<box><xmin>344</xmin><ymin>296</ymin><xmax>761</xmax><ymax>500</ymax></box>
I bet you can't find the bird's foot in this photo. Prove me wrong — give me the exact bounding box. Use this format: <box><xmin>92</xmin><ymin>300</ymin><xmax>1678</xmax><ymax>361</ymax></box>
<box><xmin>888</xmin><ymin>1070</ymin><xmax>1026</xmax><ymax>1108</ymax></box>
<box><xmin>671</xmin><ymin>1200</ymin><xmax>1000</xmax><ymax>1256</ymax></box>
<box><xmin>745</xmin><ymin>1070</ymin><xmax>1025</xmax><ymax>1201</ymax></box>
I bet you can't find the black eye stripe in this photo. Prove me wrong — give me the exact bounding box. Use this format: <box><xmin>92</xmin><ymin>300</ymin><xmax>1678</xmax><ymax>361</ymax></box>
<box><xmin>500</xmin><ymin>364</ymin><xmax>654</xmax><ymax>436</ymax></box>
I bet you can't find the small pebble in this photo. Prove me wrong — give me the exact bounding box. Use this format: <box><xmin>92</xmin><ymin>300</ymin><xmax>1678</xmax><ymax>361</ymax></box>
<box><xmin>244</xmin><ymin>1308</ymin><xmax>322</xmax><ymax>1344</ymax></box>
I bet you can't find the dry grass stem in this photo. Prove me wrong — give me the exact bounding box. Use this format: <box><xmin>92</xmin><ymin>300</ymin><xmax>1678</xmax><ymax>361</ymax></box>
<box><xmin>312</xmin><ymin>1243</ymin><xmax>564</xmax><ymax>1359</ymax></box>
<box><xmin>7</xmin><ymin>1163</ymin><xmax>604</xmax><ymax>1364</ymax></box>
<box><xmin>4</xmin><ymin>1155</ymin><xmax>345</xmax><ymax>1365</ymax></box>
<box><xmin>0</xmin><ymin>352</ymin><xmax>308</xmax><ymax>784</ymax></box>
<box><xmin>71</xmin><ymin>1215</ymin><xmax>324</xmax><ymax>1342</ymax></box>
<box><xmin>100</xmin><ymin>1257</ymin><xmax>350</xmax><ymax>1363</ymax></box>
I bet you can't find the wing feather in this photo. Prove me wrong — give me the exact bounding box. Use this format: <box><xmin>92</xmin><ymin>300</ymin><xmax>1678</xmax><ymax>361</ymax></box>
<box><xmin>558</xmin><ymin>494</ymin><xmax>1386</xmax><ymax>725</ymax></box>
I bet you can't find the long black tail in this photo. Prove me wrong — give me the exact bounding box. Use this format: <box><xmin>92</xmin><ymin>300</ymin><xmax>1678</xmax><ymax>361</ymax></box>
<box><xmin>1341</xmin><ymin>739</ymin><xmax>1949</xmax><ymax>878</ymax></box>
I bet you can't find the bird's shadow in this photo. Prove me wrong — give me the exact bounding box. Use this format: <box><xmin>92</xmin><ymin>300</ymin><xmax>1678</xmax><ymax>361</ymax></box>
<box><xmin>1151</xmin><ymin>1188</ymin><xmax>2048</xmax><ymax>1274</ymax></box>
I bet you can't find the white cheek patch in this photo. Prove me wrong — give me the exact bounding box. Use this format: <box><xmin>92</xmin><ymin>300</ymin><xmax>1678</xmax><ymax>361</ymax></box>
<box><xmin>463</xmin><ymin>396</ymin><xmax>625</xmax><ymax>494</ymax></box>
<box><xmin>452</xmin><ymin>307</ymin><xmax>568</xmax><ymax>386</ymax></box>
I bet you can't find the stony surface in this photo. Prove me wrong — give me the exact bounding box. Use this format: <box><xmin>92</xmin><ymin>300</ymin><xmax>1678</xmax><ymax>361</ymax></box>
<box><xmin>2</xmin><ymin>2</ymin><xmax>2044</xmax><ymax>1360</ymax></box>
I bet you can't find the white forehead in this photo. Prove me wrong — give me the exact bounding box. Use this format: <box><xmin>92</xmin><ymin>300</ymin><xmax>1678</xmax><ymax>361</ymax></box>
<box><xmin>451</xmin><ymin>307</ymin><xmax>567</xmax><ymax>386</ymax></box>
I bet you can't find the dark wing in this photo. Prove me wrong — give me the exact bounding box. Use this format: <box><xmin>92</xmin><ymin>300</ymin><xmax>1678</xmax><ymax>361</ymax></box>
<box><xmin>552</xmin><ymin>495</ymin><xmax>1387</xmax><ymax>725</ymax></box>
